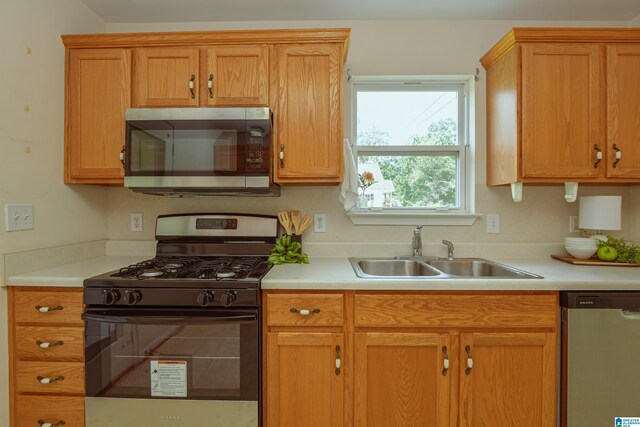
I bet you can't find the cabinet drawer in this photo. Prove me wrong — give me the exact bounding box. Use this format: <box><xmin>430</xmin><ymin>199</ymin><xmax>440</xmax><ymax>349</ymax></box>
<box><xmin>266</xmin><ymin>293</ymin><xmax>344</xmax><ymax>326</ymax></box>
<box><xmin>16</xmin><ymin>361</ymin><xmax>85</xmax><ymax>395</ymax></box>
<box><xmin>16</xmin><ymin>395</ymin><xmax>84</xmax><ymax>427</ymax></box>
<box><xmin>13</xmin><ymin>289</ymin><xmax>83</xmax><ymax>325</ymax></box>
<box><xmin>355</xmin><ymin>293</ymin><xmax>557</xmax><ymax>328</ymax></box>
<box><xmin>16</xmin><ymin>326</ymin><xmax>84</xmax><ymax>360</ymax></box>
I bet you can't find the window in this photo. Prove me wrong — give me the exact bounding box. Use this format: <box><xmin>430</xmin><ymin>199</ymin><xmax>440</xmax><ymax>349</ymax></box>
<box><xmin>350</xmin><ymin>77</ymin><xmax>477</xmax><ymax>225</ymax></box>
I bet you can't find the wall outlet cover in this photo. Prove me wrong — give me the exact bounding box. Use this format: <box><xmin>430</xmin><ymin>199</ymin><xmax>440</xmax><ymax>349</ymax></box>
<box><xmin>130</xmin><ymin>212</ymin><xmax>143</xmax><ymax>232</ymax></box>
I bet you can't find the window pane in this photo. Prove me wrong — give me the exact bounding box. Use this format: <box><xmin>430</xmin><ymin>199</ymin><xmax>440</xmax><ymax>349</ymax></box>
<box><xmin>357</xmin><ymin>155</ymin><xmax>458</xmax><ymax>208</ymax></box>
<box><xmin>356</xmin><ymin>91</ymin><xmax>458</xmax><ymax>146</ymax></box>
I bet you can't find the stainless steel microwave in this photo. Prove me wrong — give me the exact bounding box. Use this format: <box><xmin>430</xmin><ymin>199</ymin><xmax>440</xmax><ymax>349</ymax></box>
<box><xmin>123</xmin><ymin>107</ymin><xmax>278</xmax><ymax>196</ymax></box>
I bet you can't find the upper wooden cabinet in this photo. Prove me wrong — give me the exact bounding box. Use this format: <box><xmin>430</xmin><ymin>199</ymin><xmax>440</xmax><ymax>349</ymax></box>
<box><xmin>62</xmin><ymin>29</ymin><xmax>350</xmax><ymax>186</ymax></box>
<box><xmin>273</xmin><ymin>43</ymin><xmax>344</xmax><ymax>184</ymax></box>
<box><xmin>65</xmin><ymin>48</ymin><xmax>130</xmax><ymax>184</ymax></box>
<box><xmin>134</xmin><ymin>47</ymin><xmax>200</xmax><ymax>107</ymax></box>
<box><xmin>481</xmin><ymin>28</ymin><xmax>640</xmax><ymax>186</ymax></box>
<box><xmin>606</xmin><ymin>44</ymin><xmax>640</xmax><ymax>179</ymax></box>
<box><xmin>205</xmin><ymin>45</ymin><xmax>268</xmax><ymax>106</ymax></box>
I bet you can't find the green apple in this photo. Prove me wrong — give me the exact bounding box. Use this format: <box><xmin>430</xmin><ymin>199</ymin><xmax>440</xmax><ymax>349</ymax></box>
<box><xmin>596</xmin><ymin>246</ymin><xmax>618</xmax><ymax>262</ymax></box>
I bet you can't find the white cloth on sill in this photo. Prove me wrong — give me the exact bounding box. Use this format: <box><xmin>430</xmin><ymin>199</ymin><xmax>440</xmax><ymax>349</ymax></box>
<box><xmin>339</xmin><ymin>138</ymin><xmax>359</xmax><ymax>211</ymax></box>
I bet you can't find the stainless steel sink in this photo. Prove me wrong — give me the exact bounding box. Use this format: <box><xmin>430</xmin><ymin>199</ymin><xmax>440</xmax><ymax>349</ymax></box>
<box><xmin>351</xmin><ymin>259</ymin><xmax>442</xmax><ymax>278</ymax></box>
<box><xmin>349</xmin><ymin>257</ymin><xmax>542</xmax><ymax>279</ymax></box>
<box><xmin>424</xmin><ymin>258</ymin><xmax>543</xmax><ymax>278</ymax></box>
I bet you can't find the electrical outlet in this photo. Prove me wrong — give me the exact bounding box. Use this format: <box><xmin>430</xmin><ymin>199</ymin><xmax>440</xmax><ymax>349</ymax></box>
<box><xmin>486</xmin><ymin>213</ymin><xmax>500</xmax><ymax>234</ymax></box>
<box><xmin>5</xmin><ymin>204</ymin><xmax>33</xmax><ymax>231</ymax></box>
<box><xmin>313</xmin><ymin>213</ymin><xmax>327</xmax><ymax>233</ymax></box>
<box><xmin>569</xmin><ymin>216</ymin><xmax>580</xmax><ymax>233</ymax></box>
<box><xmin>130</xmin><ymin>212</ymin><xmax>143</xmax><ymax>232</ymax></box>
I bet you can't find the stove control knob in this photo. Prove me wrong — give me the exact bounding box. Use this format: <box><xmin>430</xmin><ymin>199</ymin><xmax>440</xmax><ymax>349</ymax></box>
<box><xmin>220</xmin><ymin>291</ymin><xmax>237</xmax><ymax>307</ymax></box>
<box><xmin>197</xmin><ymin>291</ymin><xmax>214</xmax><ymax>307</ymax></box>
<box><xmin>102</xmin><ymin>289</ymin><xmax>120</xmax><ymax>305</ymax></box>
<box><xmin>125</xmin><ymin>290</ymin><xmax>142</xmax><ymax>306</ymax></box>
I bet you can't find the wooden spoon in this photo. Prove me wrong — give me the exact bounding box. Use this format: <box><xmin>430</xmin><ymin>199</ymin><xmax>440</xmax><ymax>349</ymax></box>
<box><xmin>291</xmin><ymin>210</ymin><xmax>301</xmax><ymax>234</ymax></box>
<box><xmin>277</xmin><ymin>211</ymin><xmax>292</xmax><ymax>235</ymax></box>
<box><xmin>297</xmin><ymin>214</ymin><xmax>314</xmax><ymax>234</ymax></box>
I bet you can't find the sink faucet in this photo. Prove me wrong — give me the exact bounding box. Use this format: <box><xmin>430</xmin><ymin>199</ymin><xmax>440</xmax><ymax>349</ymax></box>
<box><xmin>412</xmin><ymin>226</ymin><xmax>423</xmax><ymax>257</ymax></box>
<box><xmin>442</xmin><ymin>240</ymin><xmax>455</xmax><ymax>260</ymax></box>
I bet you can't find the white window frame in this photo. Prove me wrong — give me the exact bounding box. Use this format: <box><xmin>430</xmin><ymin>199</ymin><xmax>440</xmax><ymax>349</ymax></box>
<box><xmin>348</xmin><ymin>75</ymin><xmax>478</xmax><ymax>226</ymax></box>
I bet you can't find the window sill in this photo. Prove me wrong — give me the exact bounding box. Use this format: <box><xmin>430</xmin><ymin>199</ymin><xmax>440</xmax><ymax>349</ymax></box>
<box><xmin>347</xmin><ymin>210</ymin><xmax>481</xmax><ymax>226</ymax></box>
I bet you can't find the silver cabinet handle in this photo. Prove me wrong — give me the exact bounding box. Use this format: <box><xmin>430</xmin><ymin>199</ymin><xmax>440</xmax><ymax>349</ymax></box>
<box><xmin>38</xmin><ymin>421</ymin><xmax>66</xmax><ymax>427</ymax></box>
<box><xmin>612</xmin><ymin>144</ymin><xmax>622</xmax><ymax>168</ymax></box>
<box><xmin>465</xmin><ymin>345</ymin><xmax>473</xmax><ymax>375</ymax></box>
<box><xmin>289</xmin><ymin>308</ymin><xmax>320</xmax><ymax>316</ymax></box>
<box><xmin>37</xmin><ymin>375</ymin><xmax>65</xmax><ymax>384</ymax></box>
<box><xmin>208</xmin><ymin>74</ymin><xmax>214</xmax><ymax>98</ymax></box>
<box><xmin>442</xmin><ymin>345</ymin><xmax>449</xmax><ymax>376</ymax></box>
<box><xmin>119</xmin><ymin>145</ymin><xmax>125</xmax><ymax>168</ymax></box>
<box><xmin>335</xmin><ymin>345</ymin><xmax>341</xmax><ymax>375</ymax></box>
<box><xmin>36</xmin><ymin>340</ymin><xmax>64</xmax><ymax>348</ymax></box>
<box><xmin>593</xmin><ymin>144</ymin><xmax>603</xmax><ymax>168</ymax></box>
<box><xmin>35</xmin><ymin>305</ymin><xmax>63</xmax><ymax>313</ymax></box>
<box><xmin>189</xmin><ymin>74</ymin><xmax>196</xmax><ymax>99</ymax></box>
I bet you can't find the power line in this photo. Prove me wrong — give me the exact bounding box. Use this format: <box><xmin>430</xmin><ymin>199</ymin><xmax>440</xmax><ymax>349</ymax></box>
<box><xmin>403</xmin><ymin>93</ymin><xmax>446</xmax><ymax>128</ymax></box>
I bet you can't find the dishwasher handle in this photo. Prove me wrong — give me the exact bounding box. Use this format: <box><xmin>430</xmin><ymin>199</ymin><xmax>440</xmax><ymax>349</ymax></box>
<box><xmin>621</xmin><ymin>310</ymin><xmax>640</xmax><ymax>320</ymax></box>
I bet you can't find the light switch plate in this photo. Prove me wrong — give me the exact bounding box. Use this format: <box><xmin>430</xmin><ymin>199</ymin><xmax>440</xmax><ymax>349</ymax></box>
<box><xmin>5</xmin><ymin>204</ymin><xmax>33</xmax><ymax>231</ymax></box>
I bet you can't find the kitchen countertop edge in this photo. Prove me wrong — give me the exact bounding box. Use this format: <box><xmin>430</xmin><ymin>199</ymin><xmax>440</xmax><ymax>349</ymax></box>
<box><xmin>5</xmin><ymin>255</ymin><xmax>639</xmax><ymax>291</ymax></box>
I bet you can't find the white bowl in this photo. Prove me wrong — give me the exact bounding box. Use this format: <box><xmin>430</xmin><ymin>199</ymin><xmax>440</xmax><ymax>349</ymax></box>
<box><xmin>564</xmin><ymin>245</ymin><xmax>597</xmax><ymax>259</ymax></box>
<box><xmin>564</xmin><ymin>238</ymin><xmax>597</xmax><ymax>247</ymax></box>
<box><xmin>565</xmin><ymin>242</ymin><xmax>598</xmax><ymax>249</ymax></box>
<box><xmin>564</xmin><ymin>237</ymin><xmax>596</xmax><ymax>244</ymax></box>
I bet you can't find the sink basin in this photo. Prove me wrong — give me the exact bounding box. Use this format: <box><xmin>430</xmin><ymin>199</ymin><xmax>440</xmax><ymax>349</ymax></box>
<box><xmin>349</xmin><ymin>257</ymin><xmax>542</xmax><ymax>279</ymax></box>
<box><xmin>351</xmin><ymin>259</ymin><xmax>442</xmax><ymax>279</ymax></box>
<box><xmin>424</xmin><ymin>258</ymin><xmax>543</xmax><ymax>278</ymax></box>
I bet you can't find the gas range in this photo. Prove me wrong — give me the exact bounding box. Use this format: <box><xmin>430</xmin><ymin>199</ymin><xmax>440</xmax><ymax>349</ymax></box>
<box><xmin>83</xmin><ymin>213</ymin><xmax>278</xmax><ymax>308</ymax></box>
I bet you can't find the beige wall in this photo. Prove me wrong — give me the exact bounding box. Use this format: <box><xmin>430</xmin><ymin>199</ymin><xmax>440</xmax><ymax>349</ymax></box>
<box><xmin>0</xmin><ymin>0</ymin><xmax>108</xmax><ymax>256</ymax></box>
<box><xmin>0</xmin><ymin>1</ymin><xmax>106</xmax><ymax>424</ymax></box>
<box><xmin>106</xmin><ymin>19</ymin><xmax>636</xmax><ymax>245</ymax></box>
<box><xmin>632</xmin><ymin>14</ymin><xmax>640</xmax><ymax>26</ymax></box>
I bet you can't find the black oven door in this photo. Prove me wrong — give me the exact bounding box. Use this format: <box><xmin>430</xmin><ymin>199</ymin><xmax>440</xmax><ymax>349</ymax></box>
<box><xmin>83</xmin><ymin>308</ymin><xmax>260</xmax><ymax>427</ymax></box>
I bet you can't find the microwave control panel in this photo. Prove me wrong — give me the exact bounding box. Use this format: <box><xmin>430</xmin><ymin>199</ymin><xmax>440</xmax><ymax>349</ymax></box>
<box><xmin>247</xmin><ymin>127</ymin><xmax>268</xmax><ymax>170</ymax></box>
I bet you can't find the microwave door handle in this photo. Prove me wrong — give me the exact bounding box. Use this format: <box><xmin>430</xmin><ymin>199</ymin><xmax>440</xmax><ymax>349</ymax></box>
<box><xmin>82</xmin><ymin>313</ymin><xmax>257</xmax><ymax>325</ymax></box>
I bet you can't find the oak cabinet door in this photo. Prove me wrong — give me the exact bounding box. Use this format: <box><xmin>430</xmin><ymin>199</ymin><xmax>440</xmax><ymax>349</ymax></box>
<box><xmin>606</xmin><ymin>44</ymin><xmax>640</xmax><ymax>179</ymax></box>
<box><xmin>354</xmin><ymin>332</ymin><xmax>451</xmax><ymax>427</ymax></box>
<box><xmin>205</xmin><ymin>45</ymin><xmax>268</xmax><ymax>106</ymax></box>
<box><xmin>67</xmin><ymin>48</ymin><xmax>130</xmax><ymax>183</ymax></box>
<box><xmin>274</xmin><ymin>43</ymin><xmax>343</xmax><ymax>184</ymax></box>
<box><xmin>459</xmin><ymin>332</ymin><xmax>557</xmax><ymax>427</ymax></box>
<box><xmin>521</xmin><ymin>43</ymin><xmax>603</xmax><ymax>179</ymax></box>
<box><xmin>266</xmin><ymin>332</ymin><xmax>344</xmax><ymax>427</ymax></box>
<box><xmin>135</xmin><ymin>47</ymin><xmax>199</xmax><ymax>107</ymax></box>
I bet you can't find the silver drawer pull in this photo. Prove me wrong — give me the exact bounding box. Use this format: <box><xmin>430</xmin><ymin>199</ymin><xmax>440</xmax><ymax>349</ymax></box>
<box><xmin>465</xmin><ymin>345</ymin><xmax>473</xmax><ymax>375</ymax></box>
<box><xmin>35</xmin><ymin>305</ymin><xmax>64</xmax><ymax>313</ymax></box>
<box><xmin>335</xmin><ymin>345</ymin><xmax>341</xmax><ymax>375</ymax></box>
<box><xmin>37</xmin><ymin>375</ymin><xmax>65</xmax><ymax>384</ymax></box>
<box><xmin>290</xmin><ymin>308</ymin><xmax>320</xmax><ymax>316</ymax></box>
<box><xmin>36</xmin><ymin>340</ymin><xmax>64</xmax><ymax>348</ymax></box>
<box><xmin>38</xmin><ymin>421</ymin><xmax>66</xmax><ymax>427</ymax></box>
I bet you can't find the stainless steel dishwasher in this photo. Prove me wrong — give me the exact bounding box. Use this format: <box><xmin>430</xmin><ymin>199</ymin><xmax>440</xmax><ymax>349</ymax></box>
<box><xmin>561</xmin><ymin>292</ymin><xmax>640</xmax><ymax>426</ymax></box>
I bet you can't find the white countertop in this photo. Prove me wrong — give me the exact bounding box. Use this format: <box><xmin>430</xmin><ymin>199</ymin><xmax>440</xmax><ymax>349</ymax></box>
<box><xmin>5</xmin><ymin>254</ymin><xmax>639</xmax><ymax>291</ymax></box>
<box><xmin>6</xmin><ymin>256</ymin><xmax>147</xmax><ymax>287</ymax></box>
<box><xmin>261</xmin><ymin>257</ymin><xmax>640</xmax><ymax>291</ymax></box>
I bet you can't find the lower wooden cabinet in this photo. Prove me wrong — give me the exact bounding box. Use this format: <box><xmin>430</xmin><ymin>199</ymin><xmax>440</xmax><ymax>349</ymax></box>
<box><xmin>8</xmin><ymin>287</ymin><xmax>85</xmax><ymax>427</ymax></box>
<box><xmin>354</xmin><ymin>332</ymin><xmax>451</xmax><ymax>427</ymax></box>
<box><xmin>266</xmin><ymin>332</ymin><xmax>344</xmax><ymax>427</ymax></box>
<box><xmin>263</xmin><ymin>291</ymin><xmax>558</xmax><ymax>427</ymax></box>
<box><xmin>459</xmin><ymin>332</ymin><xmax>557</xmax><ymax>427</ymax></box>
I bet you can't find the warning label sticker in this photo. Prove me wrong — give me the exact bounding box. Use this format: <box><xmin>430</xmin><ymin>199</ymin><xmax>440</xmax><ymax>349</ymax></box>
<box><xmin>150</xmin><ymin>360</ymin><xmax>187</xmax><ymax>398</ymax></box>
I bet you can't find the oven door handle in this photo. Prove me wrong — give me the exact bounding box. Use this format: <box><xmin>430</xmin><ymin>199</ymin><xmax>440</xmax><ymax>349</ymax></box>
<box><xmin>82</xmin><ymin>312</ymin><xmax>257</xmax><ymax>325</ymax></box>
